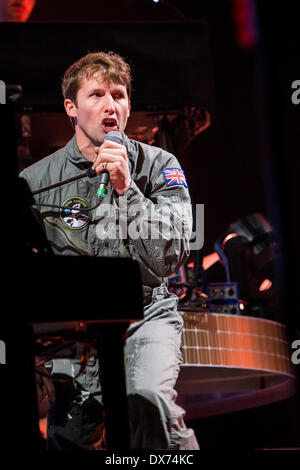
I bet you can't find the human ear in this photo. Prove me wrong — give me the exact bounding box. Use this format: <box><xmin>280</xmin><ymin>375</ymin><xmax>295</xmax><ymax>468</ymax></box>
<box><xmin>64</xmin><ymin>99</ymin><xmax>77</xmax><ymax>118</ymax></box>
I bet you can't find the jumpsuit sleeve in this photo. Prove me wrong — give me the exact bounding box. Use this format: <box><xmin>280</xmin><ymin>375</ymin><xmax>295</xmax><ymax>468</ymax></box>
<box><xmin>115</xmin><ymin>152</ymin><xmax>193</xmax><ymax>278</ymax></box>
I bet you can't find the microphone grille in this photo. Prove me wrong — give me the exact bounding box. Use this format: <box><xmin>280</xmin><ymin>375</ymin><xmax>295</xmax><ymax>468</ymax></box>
<box><xmin>103</xmin><ymin>131</ymin><xmax>123</xmax><ymax>145</ymax></box>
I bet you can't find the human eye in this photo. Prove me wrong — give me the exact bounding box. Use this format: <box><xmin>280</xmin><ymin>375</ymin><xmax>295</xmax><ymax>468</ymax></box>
<box><xmin>90</xmin><ymin>90</ymin><xmax>102</xmax><ymax>98</ymax></box>
<box><xmin>113</xmin><ymin>90</ymin><xmax>125</xmax><ymax>100</ymax></box>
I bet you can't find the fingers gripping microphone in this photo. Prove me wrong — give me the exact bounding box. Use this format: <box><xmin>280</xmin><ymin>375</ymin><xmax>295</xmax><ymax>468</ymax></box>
<box><xmin>96</xmin><ymin>131</ymin><xmax>124</xmax><ymax>201</ymax></box>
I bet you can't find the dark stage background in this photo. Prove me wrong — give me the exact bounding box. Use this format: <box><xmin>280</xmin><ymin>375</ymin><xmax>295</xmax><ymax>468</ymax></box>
<box><xmin>1</xmin><ymin>0</ymin><xmax>299</xmax><ymax>451</ymax></box>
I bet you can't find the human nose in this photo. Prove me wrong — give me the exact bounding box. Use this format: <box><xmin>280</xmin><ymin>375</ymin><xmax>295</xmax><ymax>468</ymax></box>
<box><xmin>103</xmin><ymin>93</ymin><xmax>116</xmax><ymax>113</ymax></box>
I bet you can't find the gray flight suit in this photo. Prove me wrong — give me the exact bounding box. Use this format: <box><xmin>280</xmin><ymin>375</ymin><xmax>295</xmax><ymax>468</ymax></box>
<box><xmin>20</xmin><ymin>134</ymin><xmax>199</xmax><ymax>450</ymax></box>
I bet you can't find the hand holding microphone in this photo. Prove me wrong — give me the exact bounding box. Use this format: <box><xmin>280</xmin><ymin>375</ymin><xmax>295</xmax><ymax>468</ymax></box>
<box><xmin>92</xmin><ymin>131</ymin><xmax>131</xmax><ymax>199</ymax></box>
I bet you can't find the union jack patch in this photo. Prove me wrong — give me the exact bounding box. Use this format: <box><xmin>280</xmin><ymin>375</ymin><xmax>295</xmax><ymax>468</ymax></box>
<box><xmin>162</xmin><ymin>168</ymin><xmax>188</xmax><ymax>188</ymax></box>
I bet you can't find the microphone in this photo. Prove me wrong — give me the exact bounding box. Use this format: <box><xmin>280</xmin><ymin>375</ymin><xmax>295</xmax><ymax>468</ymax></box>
<box><xmin>96</xmin><ymin>131</ymin><xmax>124</xmax><ymax>201</ymax></box>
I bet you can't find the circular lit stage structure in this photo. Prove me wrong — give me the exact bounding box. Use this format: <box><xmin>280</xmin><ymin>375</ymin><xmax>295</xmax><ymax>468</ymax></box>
<box><xmin>176</xmin><ymin>312</ymin><xmax>296</xmax><ymax>419</ymax></box>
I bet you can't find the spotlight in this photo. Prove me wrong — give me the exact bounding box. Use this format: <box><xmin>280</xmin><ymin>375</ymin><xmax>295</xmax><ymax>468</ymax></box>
<box><xmin>214</xmin><ymin>213</ymin><xmax>280</xmax><ymax>318</ymax></box>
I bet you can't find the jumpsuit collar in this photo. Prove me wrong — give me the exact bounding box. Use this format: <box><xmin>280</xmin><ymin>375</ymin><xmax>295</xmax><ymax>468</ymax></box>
<box><xmin>65</xmin><ymin>135</ymin><xmax>93</xmax><ymax>169</ymax></box>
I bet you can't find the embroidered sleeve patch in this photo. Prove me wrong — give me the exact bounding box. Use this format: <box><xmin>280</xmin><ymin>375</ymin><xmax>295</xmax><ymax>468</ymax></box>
<box><xmin>162</xmin><ymin>168</ymin><xmax>188</xmax><ymax>188</ymax></box>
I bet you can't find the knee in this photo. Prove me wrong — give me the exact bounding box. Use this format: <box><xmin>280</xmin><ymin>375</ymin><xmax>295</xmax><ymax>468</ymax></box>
<box><xmin>130</xmin><ymin>383</ymin><xmax>159</xmax><ymax>399</ymax></box>
<box><xmin>128</xmin><ymin>383</ymin><xmax>171</xmax><ymax>413</ymax></box>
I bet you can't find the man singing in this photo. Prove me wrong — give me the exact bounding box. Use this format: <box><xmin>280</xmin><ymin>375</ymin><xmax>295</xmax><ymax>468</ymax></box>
<box><xmin>20</xmin><ymin>51</ymin><xmax>200</xmax><ymax>450</ymax></box>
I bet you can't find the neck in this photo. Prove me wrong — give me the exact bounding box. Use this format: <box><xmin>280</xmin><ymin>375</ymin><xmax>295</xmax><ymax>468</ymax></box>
<box><xmin>77</xmin><ymin>141</ymin><xmax>96</xmax><ymax>162</ymax></box>
<box><xmin>75</xmin><ymin>129</ymin><xmax>100</xmax><ymax>162</ymax></box>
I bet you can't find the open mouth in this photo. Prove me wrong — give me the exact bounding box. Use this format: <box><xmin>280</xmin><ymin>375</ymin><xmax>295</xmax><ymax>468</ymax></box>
<box><xmin>101</xmin><ymin>118</ymin><xmax>118</xmax><ymax>133</ymax></box>
<box><xmin>10</xmin><ymin>6</ymin><xmax>26</xmax><ymax>15</ymax></box>
<box><xmin>10</xmin><ymin>3</ymin><xmax>26</xmax><ymax>11</ymax></box>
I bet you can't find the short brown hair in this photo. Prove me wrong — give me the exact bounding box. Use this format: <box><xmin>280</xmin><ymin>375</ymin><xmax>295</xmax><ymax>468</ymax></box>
<box><xmin>62</xmin><ymin>51</ymin><xmax>132</xmax><ymax>105</ymax></box>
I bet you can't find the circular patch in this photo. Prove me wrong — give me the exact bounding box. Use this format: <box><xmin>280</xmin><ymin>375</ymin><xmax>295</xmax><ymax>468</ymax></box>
<box><xmin>60</xmin><ymin>197</ymin><xmax>91</xmax><ymax>230</ymax></box>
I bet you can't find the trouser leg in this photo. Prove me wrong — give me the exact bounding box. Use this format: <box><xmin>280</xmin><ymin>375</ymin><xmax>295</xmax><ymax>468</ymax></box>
<box><xmin>124</xmin><ymin>316</ymin><xmax>199</xmax><ymax>450</ymax></box>
<box><xmin>46</xmin><ymin>362</ymin><xmax>105</xmax><ymax>450</ymax></box>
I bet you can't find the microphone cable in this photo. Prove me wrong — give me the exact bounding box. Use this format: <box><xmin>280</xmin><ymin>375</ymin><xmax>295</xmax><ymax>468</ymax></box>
<box><xmin>32</xmin><ymin>201</ymin><xmax>103</xmax><ymax>213</ymax></box>
<box><xmin>31</xmin><ymin>168</ymin><xmax>105</xmax><ymax>212</ymax></box>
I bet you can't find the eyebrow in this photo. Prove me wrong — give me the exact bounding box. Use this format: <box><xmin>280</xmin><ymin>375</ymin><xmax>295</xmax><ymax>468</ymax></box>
<box><xmin>87</xmin><ymin>83</ymin><xmax>126</xmax><ymax>93</ymax></box>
